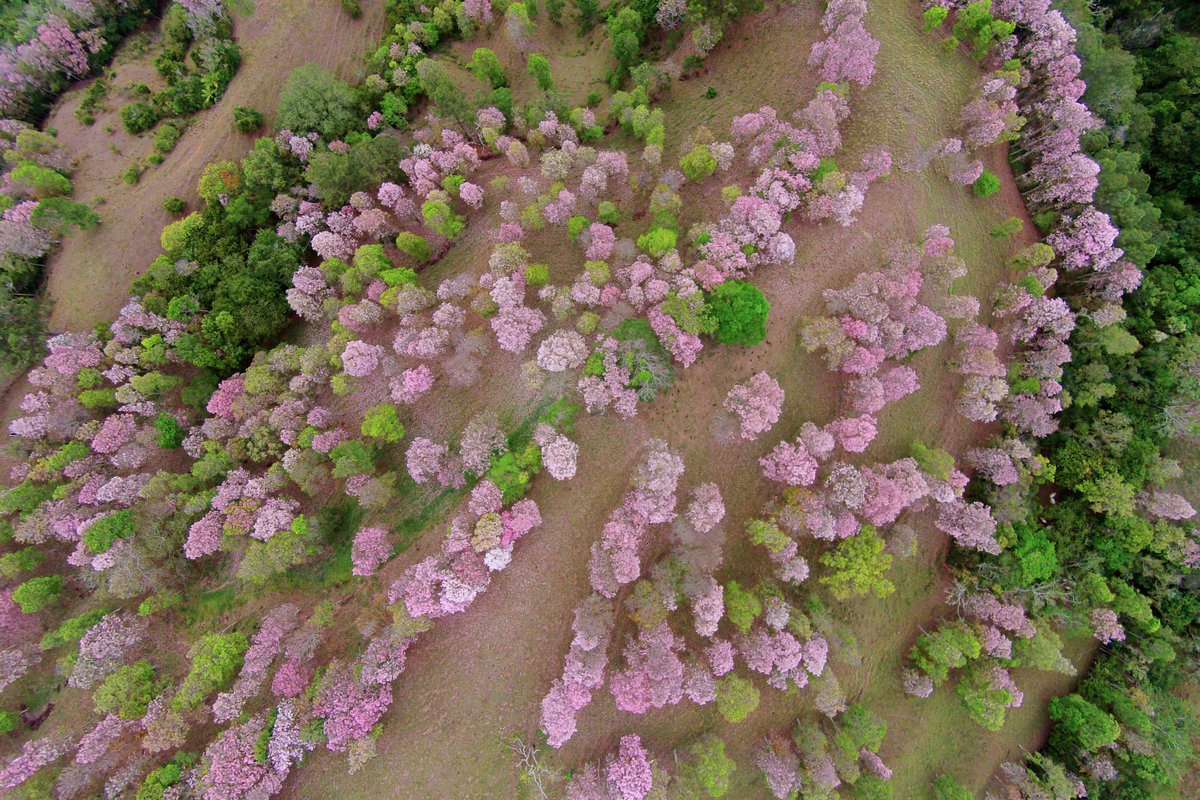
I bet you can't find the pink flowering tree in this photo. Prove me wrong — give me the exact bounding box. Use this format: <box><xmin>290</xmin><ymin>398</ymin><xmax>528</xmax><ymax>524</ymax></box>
<box><xmin>724</xmin><ymin>372</ymin><xmax>785</xmax><ymax>441</ymax></box>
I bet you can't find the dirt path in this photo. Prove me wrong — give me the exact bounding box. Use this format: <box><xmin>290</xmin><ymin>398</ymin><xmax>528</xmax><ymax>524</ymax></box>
<box><xmin>39</xmin><ymin>0</ymin><xmax>388</xmax><ymax>333</ymax></box>
<box><xmin>286</xmin><ymin>2</ymin><xmax>1062</xmax><ymax>798</ymax></box>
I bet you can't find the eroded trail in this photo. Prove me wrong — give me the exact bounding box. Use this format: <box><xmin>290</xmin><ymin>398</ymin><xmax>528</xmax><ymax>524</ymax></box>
<box><xmin>287</xmin><ymin>3</ymin><xmax>1066</xmax><ymax>798</ymax></box>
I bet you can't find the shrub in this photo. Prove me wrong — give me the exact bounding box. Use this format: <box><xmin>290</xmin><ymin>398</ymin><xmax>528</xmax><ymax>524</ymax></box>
<box><xmin>233</xmin><ymin>105</ymin><xmax>264</xmax><ymax>133</ymax></box>
<box><xmin>0</xmin><ymin>711</ymin><xmax>18</xmax><ymax>735</ymax></box>
<box><xmin>172</xmin><ymin>633</ymin><xmax>248</xmax><ymax>711</ymax></box>
<box><xmin>715</xmin><ymin>674</ymin><xmax>759</xmax><ymax>722</ymax></box>
<box><xmin>153</xmin><ymin>120</ymin><xmax>184</xmax><ymax>154</ymax></box>
<box><xmin>708</xmin><ymin>280</ymin><xmax>769</xmax><ymax>345</ymax></box>
<box><xmin>122</xmin><ymin>163</ymin><xmax>143</xmax><ymax>185</ymax></box>
<box><xmin>162</xmin><ymin>196</ymin><xmax>187</xmax><ymax>215</ymax></box>
<box><xmin>120</xmin><ymin>102</ymin><xmax>159</xmax><ymax>134</ymax></box>
<box><xmin>972</xmin><ymin>169</ymin><xmax>1000</xmax><ymax>197</ymax></box>
<box><xmin>932</xmin><ymin>775</ymin><xmax>973</xmax><ymax>800</ymax></box>
<box><xmin>340</xmin><ymin>0</ymin><xmax>363</xmax><ymax>17</ymax></box>
<box><xmin>94</xmin><ymin>660</ymin><xmax>160</xmax><ymax>719</ymax></box>
<box><xmin>12</xmin><ymin>576</ymin><xmax>64</xmax><ymax>613</ymax></box>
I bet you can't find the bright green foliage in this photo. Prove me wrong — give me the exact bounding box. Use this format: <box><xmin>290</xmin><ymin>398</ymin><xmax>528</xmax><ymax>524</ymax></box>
<box><xmin>708</xmin><ymin>280</ymin><xmax>769</xmax><ymax>345</ymax></box>
<box><xmin>836</xmin><ymin>704</ymin><xmax>888</xmax><ymax>754</ymax></box>
<box><xmin>135</xmin><ymin>752</ymin><xmax>196</xmax><ymax>800</ymax></box>
<box><xmin>680</xmin><ymin>145</ymin><xmax>717</xmax><ymax>181</ymax></box>
<box><xmin>606</xmin><ymin>7</ymin><xmax>646</xmax><ymax>79</ymax></box>
<box><xmin>677</xmin><ymin>735</ymin><xmax>736</xmax><ymax>798</ymax></box>
<box><xmin>715</xmin><ymin>674</ymin><xmax>760</xmax><ymax>723</ymax></box>
<box><xmin>162</xmin><ymin>196</ymin><xmax>187</xmax><ymax>215</ymax></box>
<box><xmin>276</xmin><ymin>63</ymin><xmax>360</xmax><ymax>140</ymax></box>
<box><xmin>972</xmin><ymin>169</ymin><xmax>1001</xmax><ymax>197</ymax></box>
<box><xmin>94</xmin><ymin>660</ymin><xmax>161</xmax><ymax>719</ymax></box>
<box><xmin>486</xmin><ymin>442</ymin><xmax>542</xmax><ymax>504</ymax></box>
<box><xmin>524</xmin><ymin>263</ymin><xmax>549</xmax><ymax>286</ymax></box>
<box><xmin>911</xmin><ymin>442</ymin><xmax>956</xmax><ymax>480</ymax></box>
<box><xmin>957</xmin><ymin>663</ymin><xmax>1014</xmax><ymax>731</ymax></box>
<box><xmin>952</xmin><ymin>1</ymin><xmax>1016</xmax><ymax>59</ymax></box>
<box><xmin>233</xmin><ymin>105</ymin><xmax>264</xmax><ymax>133</ymax></box>
<box><xmin>1012</xmin><ymin>621</ymin><xmax>1076</xmax><ymax>674</ymax></box>
<box><xmin>155</xmin><ymin>413</ymin><xmax>186</xmax><ymax>449</ymax></box>
<box><xmin>395</xmin><ymin>232</ymin><xmax>432</xmax><ymax>263</ymax></box>
<box><xmin>40</xmin><ymin>608</ymin><xmax>107</xmax><ymax>650</ymax></box>
<box><xmin>84</xmin><ymin>509</ymin><xmax>135</xmax><ymax>555</ymax></box>
<box><xmin>361</xmin><ymin>405</ymin><xmax>406</xmax><ymax>443</ymax></box>
<box><xmin>723</xmin><ymin>580</ymin><xmax>761</xmax><ymax>632</ymax></box>
<box><xmin>470</xmin><ymin>48</ymin><xmax>507</xmax><ymax>88</ymax></box>
<box><xmin>138</xmin><ymin>590</ymin><xmax>183</xmax><ymax>617</ymax></box>
<box><xmin>1049</xmin><ymin>694</ymin><xmax>1121</xmax><ymax>751</ymax></box>
<box><xmin>922</xmin><ymin>5</ymin><xmax>948</xmax><ymax>32</ymax></box>
<box><xmin>172</xmin><ymin>632</ymin><xmax>249</xmax><ymax>711</ymax></box>
<box><xmin>10</xmin><ymin>162</ymin><xmax>71</xmax><ymax>198</ymax></box>
<box><xmin>1013</xmin><ymin>526</ymin><xmax>1059</xmax><ymax>585</ymax></box>
<box><xmin>659</xmin><ymin>291</ymin><xmax>716</xmax><ymax>335</ymax></box>
<box><xmin>0</xmin><ymin>711</ymin><xmax>18</xmax><ymax>735</ymax></box>
<box><xmin>932</xmin><ymin>775</ymin><xmax>974</xmax><ymax>800</ymax></box>
<box><xmin>330</xmin><ymin>439</ymin><xmax>377</xmax><ymax>478</ymax></box>
<box><xmin>636</xmin><ymin>227</ymin><xmax>676</xmax><ymax>258</ymax></box>
<box><xmin>910</xmin><ymin>620</ymin><xmax>981</xmax><ymax>685</ymax></box>
<box><xmin>819</xmin><ymin>525</ymin><xmax>895</xmax><ymax>600</ymax></box>
<box><xmin>421</xmin><ymin>198</ymin><xmax>466</xmax><ymax>240</ymax></box>
<box><xmin>527</xmin><ymin>53</ymin><xmax>553</xmax><ymax>91</ymax></box>
<box><xmin>0</xmin><ymin>547</ymin><xmax>42</xmax><ymax>580</ymax></box>
<box><xmin>12</xmin><ymin>575</ymin><xmax>63</xmax><ymax>613</ymax></box>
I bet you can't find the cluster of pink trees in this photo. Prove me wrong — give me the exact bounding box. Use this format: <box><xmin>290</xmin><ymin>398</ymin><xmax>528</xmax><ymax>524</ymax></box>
<box><xmin>0</xmin><ymin>9</ymin><xmax>107</xmax><ymax>118</ymax></box>
<box><xmin>755</xmin><ymin>706</ymin><xmax>894</xmax><ymax>800</ymax></box>
<box><xmin>993</xmin><ymin>0</ymin><xmax>1141</xmax><ymax>318</ymax></box>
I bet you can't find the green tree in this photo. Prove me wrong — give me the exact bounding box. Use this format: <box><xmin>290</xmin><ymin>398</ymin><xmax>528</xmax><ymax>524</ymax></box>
<box><xmin>30</xmin><ymin>197</ymin><xmax>99</xmax><ymax>234</ymax></box>
<box><xmin>94</xmin><ymin>660</ymin><xmax>161</xmax><ymax>719</ymax></box>
<box><xmin>820</xmin><ymin>525</ymin><xmax>895</xmax><ymax>600</ymax></box>
<box><xmin>527</xmin><ymin>53</ymin><xmax>554</xmax><ymax>91</ymax></box>
<box><xmin>1048</xmin><ymin>694</ymin><xmax>1121</xmax><ymax>751</ymax></box>
<box><xmin>276</xmin><ymin>63</ymin><xmax>360</xmax><ymax>140</ymax></box>
<box><xmin>172</xmin><ymin>633</ymin><xmax>249</xmax><ymax>711</ymax></box>
<box><xmin>972</xmin><ymin>169</ymin><xmax>1001</xmax><ymax>197</ymax></box>
<box><xmin>573</xmin><ymin>0</ymin><xmax>599</xmax><ymax>34</ymax></box>
<box><xmin>233</xmin><ymin>105</ymin><xmax>264</xmax><ymax>133</ymax></box>
<box><xmin>84</xmin><ymin>508</ymin><xmax>135</xmax><ymax>554</ymax></box>
<box><xmin>677</xmin><ymin>735</ymin><xmax>736</xmax><ymax>798</ymax></box>
<box><xmin>715</xmin><ymin>674</ymin><xmax>760</xmax><ymax>723</ymax></box>
<box><xmin>12</xmin><ymin>575</ymin><xmax>63</xmax><ymax>613</ymax></box>
<box><xmin>470</xmin><ymin>48</ymin><xmax>508</xmax><ymax>88</ymax></box>
<box><xmin>395</xmin><ymin>232</ymin><xmax>432</xmax><ymax>263</ymax></box>
<box><xmin>416</xmin><ymin>59</ymin><xmax>473</xmax><ymax>135</ymax></box>
<box><xmin>681</xmin><ymin>145</ymin><xmax>717</xmax><ymax>181</ymax></box>
<box><xmin>707</xmin><ymin>280</ymin><xmax>769</xmax><ymax>345</ymax></box>
<box><xmin>723</xmin><ymin>580</ymin><xmax>761</xmax><ymax>632</ymax></box>
<box><xmin>361</xmin><ymin>404</ymin><xmax>406</xmax><ymax>443</ymax></box>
